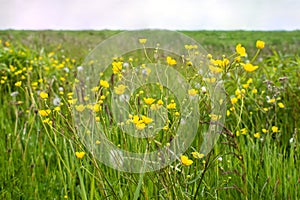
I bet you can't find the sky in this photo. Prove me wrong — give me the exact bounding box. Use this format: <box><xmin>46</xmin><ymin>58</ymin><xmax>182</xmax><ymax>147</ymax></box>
<box><xmin>0</xmin><ymin>0</ymin><xmax>299</xmax><ymax>30</ymax></box>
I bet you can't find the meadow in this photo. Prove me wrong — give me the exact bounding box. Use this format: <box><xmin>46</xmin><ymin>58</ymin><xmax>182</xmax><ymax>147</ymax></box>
<box><xmin>0</xmin><ymin>30</ymin><xmax>299</xmax><ymax>199</ymax></box>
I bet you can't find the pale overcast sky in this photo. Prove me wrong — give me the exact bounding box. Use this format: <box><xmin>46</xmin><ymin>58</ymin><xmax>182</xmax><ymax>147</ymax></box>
<box><xmin>0</xmin><ymin>0</ymin><xmax>299</xmax><ymax>30</ymax></box>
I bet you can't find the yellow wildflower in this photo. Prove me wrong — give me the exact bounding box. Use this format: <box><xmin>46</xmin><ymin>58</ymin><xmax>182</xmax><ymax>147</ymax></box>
<box><xmin>157</xmin><ymin>99</ymin><xmax>164</xmax><ymax>105</ymax></box>
<box><xmin>278</xmin><ymin>102</ymin><xmax>285</xmax><ymax>108</ymax></box>
<box><xmin>272</xmin><ymin>126</ymin><xmax>279</xmax><ymax>133</ymax></box>
<box><xmin>75</xmin><ymin>104</ymin><xmax>85</xmax><ymax>112</ymax></box>
<box><xmin>242</xmin><ymin>84</ymin><xmax>249</xmax><ymax>88</ymax></box>
<box><xmin>100</xmin><ymin>80</ymin><xmax>109</xmax><ymax>88</ymax></box>
<box><xmin>112</xmin><ymin>61</ymin><xmax>123</xmax><ymax>74</ymax></box>
<box><xmin>242</xmin><ymin>63</ymin><xmax>259</xmax><ymax>72</ymax></box>
<box><xmin>166</xmin><ymin>56</ymin><xmax>177</xmax><ymax>66</ymax></box>
<box><xmin>254</xmin><ymin>132</ymin><xmax>260</xmax><ymax>138</ymax></box>
<box><xmin>204</xmin><ymin>77</ymin><xmax>216</xmax><ymax>83</ymax></box>
<box><xmin>144</xmin><ymin>97</ymin><xmax>156</xmax><ymax>105</ymax></box>
<box><xmin>15</xmin><ymin>81</ymin><xmax>22</xmax><ymax>87</ymax></box>
<box><xmin>75</xmin><ymin>151</ymin><xmax>85</xmax><ymax>159</ymax></box>
<box><xmin>207</xmin><ymin>54</ymin><xmax>213</xmax><ymax>59</ymax></box>
<box><xmin>93</xmin><ymin>104</ymin><xmax>101</xmax><ymax>112</ymax></box>
<box><xmin>262</xmin><ymin>128</ymin><xmax>267</xmax><ymax>133</ymax></box>
<box><xmin>241</xmin><ymin>128</ymin><xmax>247</xmax><ymax>135</ymax></box>
<box><xmin>267</xmin><ymin>98</ymin><xmax>276</xmax><ymax>103</ymax></box>
<box><xmin>138</xmin><ymin>38</ymin><xmax>147</xmax><ymax>44</ymax></box>
<box><xmin>136</xmin><ymin>122</ymin><xmax>146</xmax><ymax>130</ymax></box>
<box><xmin>39</xmin><ymin>109</ymin><xmax>51</xmax><ymax>117</ymax></box>
<box><xmin>40</xmin><ymin>92</ymin><xmax>48</xmax><ymax>99</ymax></box>
<box><xmin>141</xmin><ymin>116</ymin><xmax>153</xmax><ymax>125</ymax></box>
<box><xmin>209</xmin><ymin>114</ymin><xmax>221</xmax><ymax>121</ymax></box>
<box><xmin>181</xmin><ymin>155</ymin><xmax>193</xmax><ymax>166</ymax></box>
<box><xmin>167</xmin><ymin>100</ymin><xmax>176</xmax><ymax>109</ymax></box>
<box><xmin>247</xmin><ymin>78</ymin><xmax>253</xmax><ymax>84</ymax></box>
<box><xmin>231</xmin><ymin>97</ymin><xmax>238</xmax><ymax>104</ymax></box>
<box><xmin>252</xmin><ymin>88</ymin><xmax>258</xmax><ymax>94</ymax></box>
<box><xmin>209</xmin><ymin>65</ymin><xmax>223</xmax><ymax>73</ymax></box>
<box><xmin>236</xmin><ymin>44</ymin><xmax>246</xmax><ymax>57</ymax></box>
<box><xmin>114</xmin><ymin>84</ymin><xmax>126</xmax><ymax>95</ymax></box>
<box><xmin>226</xmin><ymin>110</ymin><xmax>230</xmax><ymax>116</ymax></box>
<box><xmin>150</xmin><ymin>104</ymin><xmax>160</xmax><ymax>110</ymax></box>
<box><xmin>256</xmin><ymin>40</ymin><xmax>265</xmax><ymax>49</ymax></box>
<box><xmin>191</xmin><ymin>152</ymin><xmax>204</xmax><ymax>159</ymax></box>
<box><xmin>188</xmin><ymin>89</ymin><xmax>198</xmax><ymax>96</ymax></box>
<box><xmin>235</xmin><ymin>56</ymin><xmax>241</xmax><ymax>62</ymax></box>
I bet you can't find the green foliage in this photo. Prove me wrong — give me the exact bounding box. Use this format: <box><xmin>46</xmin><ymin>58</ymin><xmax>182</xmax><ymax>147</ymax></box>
<box><xmin>0</xmin><ymin>31</ymin><xmax>299</xmax><ymax>199</ymax></box>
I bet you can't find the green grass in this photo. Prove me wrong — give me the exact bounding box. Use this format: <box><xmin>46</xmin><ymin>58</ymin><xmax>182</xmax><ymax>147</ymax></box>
<box><xmin>0</xmin><ymin>30</ymin><xmax>299</xmax><ymax>199</ymax></box>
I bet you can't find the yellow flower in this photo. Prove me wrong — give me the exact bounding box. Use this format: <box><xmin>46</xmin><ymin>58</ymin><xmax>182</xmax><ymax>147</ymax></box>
<box><xmin>75</xmin><ymin>104</ymin><xmax>85</xmax><ymax>112</ymax></box>
<box><xmin>42</xmin><ymin>118</ymin><xmax>50</xmax><ymax>123</ymax></box>
<box><xmin>15</xmin><ymin>81</ymin><xmax>22</xmax><ymax>87</ymax></box>
<box><xmin>144</xmin><ymin>97</ymin><xmax>156</xmax><ymax>105</ymax></box>
<box><xmin>150</xmin><ymin>104</ymin><xmax>162</xmax><ymax>110</ymax></box>
<box><xmin>226</xmin><ymin>110</ymin><xmax>230</xmax><ymax>116</ymax></box>
<box><xmin>241</xmin><ymin>128</ymin><xmax>247</xmax><ymax>135</ymax></box>
<box><xmin>75</xmin><ymin>151</ymin><xmax>85</xmax><ymax>159</ymax></box>
<box><xmin>209</xmin><ymin>114</ymin><xmax>221</xmax><ymax>121</ymax></box>
<box><xmin>157</xmin><ymin>99</ymin><xmax>164</xmax><ymax>105</ymax></box>
<box><xmin>68</xmin><ymin>99</ymin><xmax>77</xmax><ymax>105</ymax></box>
<box><xmin>39</xmin><ymin>109</ymin><xmax>51</xmax><ymax>117</ymax></box>
<box><xmin>191</xmin><ymin>152</ymin><xmax>204</xmax><ymax>159</ymax></box>
<box><xmin>242</xmin><ymin>84</ymin><xmax>249</xmax><ymax>88</ymax></box>
<box><xmin>272</xmin><ymin>126</ymin><xmax>279</xmax><ymax>133</ymax></box>
<box><xmin>114</xmin><ymin>84</ymin><xmax>126</xmax><ymax>95</ymax></box>
<box><xmin>93</xmin><ymin>104</ymin><xmax>101</xmax><ymax>112</ymax></box>
<box><xmin>252</xmin><ymin>88</ymin><xmax>258</xmax><ymax>94</ymax></box>
<box><xmin>54</xmin><ymin>106</ymin><xmax>61</xmax><ymax>111</ymax></box>
<box><xmin>222</xmin><ymin>58</ymin><xmax>230</xmax><ymax>67</ymax></box>
<box><xmin>256</xmin><ymin>40</ymin><xmax>265</xmax><ymax>49</ymax></box>
<box><xmin>188</xmin><ymin>89</ymin><xmax>198</xmax><ymax>96</ymax></box>
<box><xmin>209</xmin><ymin>65</ymin><xmax>223</xmax><ymax>73</ymax></box>
<box><xmin>242</xmin><ymin>63</ymin><xmax>259</xmax><ymax>72</ymax></box>
<box><xmin>40</xmin><ymin>91</ymin><xmax>48</xmax><ymax>99</ymax></box>
<box><xmin>135</xmin><ymin>122</ymin><xmax>146</xmax><ymax>130</ymax></box>
<box><xmin>138</xmin><ymin>38</ymin><xmax>147</xmax><ymax>44</ymax></box>
<box><xmin>112</xmin><ymin>61</ymin><xmax>123</xmax><ymax>74</ymax></box>
<box><xmin>100</xmin><ymin>80</ymin><xmax>109</xmax><ymax>88</ymax></box>
<box><xmin>204</xmin><ymin>77</ymin><xmax>216</xmax><ymax>83</ymax></box>
<box><xmin>167</xmin><ymin>100</ymin><xmax>176</xmax><ymax>109</ymax></box>
<box><xmin>166</xmin><ymin>56</ymin><xmax>177</xmax><ymax>66</ymax></box>
<box><xmin>231</xmin><ymin>97</ymin><xmax>238</xmax><ymax>104</ymax></box>
<box><xmin>278</xmin><ymin>102</ymin><xmax>285</xmax><ymax>108</ymax></box>
<box><xmin>207</xmin><ymin>54</ymin><xmax>213</xmax><ymax>59</ymax></box>
<box><xmin>236</xmin><ymin>131</ymin><xmax>240</xmax><ymax>136</ymax></box>
<box><xmin>141</xmin><ymin>115</ymin><xmax>153</xmax><ymax>125</ymax></box>
<box><xmin>181</xmin><ymin>155</ymin><xmax>193</xmax><ymax>166</ymax></box>
<box><xmin>131</xmin><ymin>115</ymin><xmax>140</xmax><ymax>124</ymax></box>
<box><xmin>262</xmin><ymin>128</ymin><xmax>267</xmax><ymax>133</ymax></box>
<box><xmin>236</xmin><ymin>44</ymin><xmax>246</xmax><ymax>57</ymax></box>
<box><xmin>247</xmin><ymin>78</ymin><xmax>253</xmax><ymax>84</ymax></box>
<box><xmin>254</xmin><ymin>132</ymin><xmax>260</xmax><ymax>138</ymax></box>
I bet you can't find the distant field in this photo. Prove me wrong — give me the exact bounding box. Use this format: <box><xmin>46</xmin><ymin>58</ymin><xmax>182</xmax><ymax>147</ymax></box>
<box><xmin>0</xmin><ymin>30</ymin><xmax>299</xmax><ymax>199</ymax></box>
<box><xmin>0</xmin><ymin>30</ymin><xmax>299</xmax><ymax>60</ymax></box>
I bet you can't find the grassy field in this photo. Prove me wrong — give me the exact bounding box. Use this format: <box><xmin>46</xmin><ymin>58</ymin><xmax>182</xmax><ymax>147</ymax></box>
<box><xmin>0</xmin><ymin>30</ymin><xmax>299</xmax><ymax>199</ymax></box>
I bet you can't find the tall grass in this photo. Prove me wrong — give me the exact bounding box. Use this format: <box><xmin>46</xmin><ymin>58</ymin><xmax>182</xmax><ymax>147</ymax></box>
<box><xmin>0</xmin><ymin>31</ymin><xmax>299</xmax><ymax>199</ymax></box>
